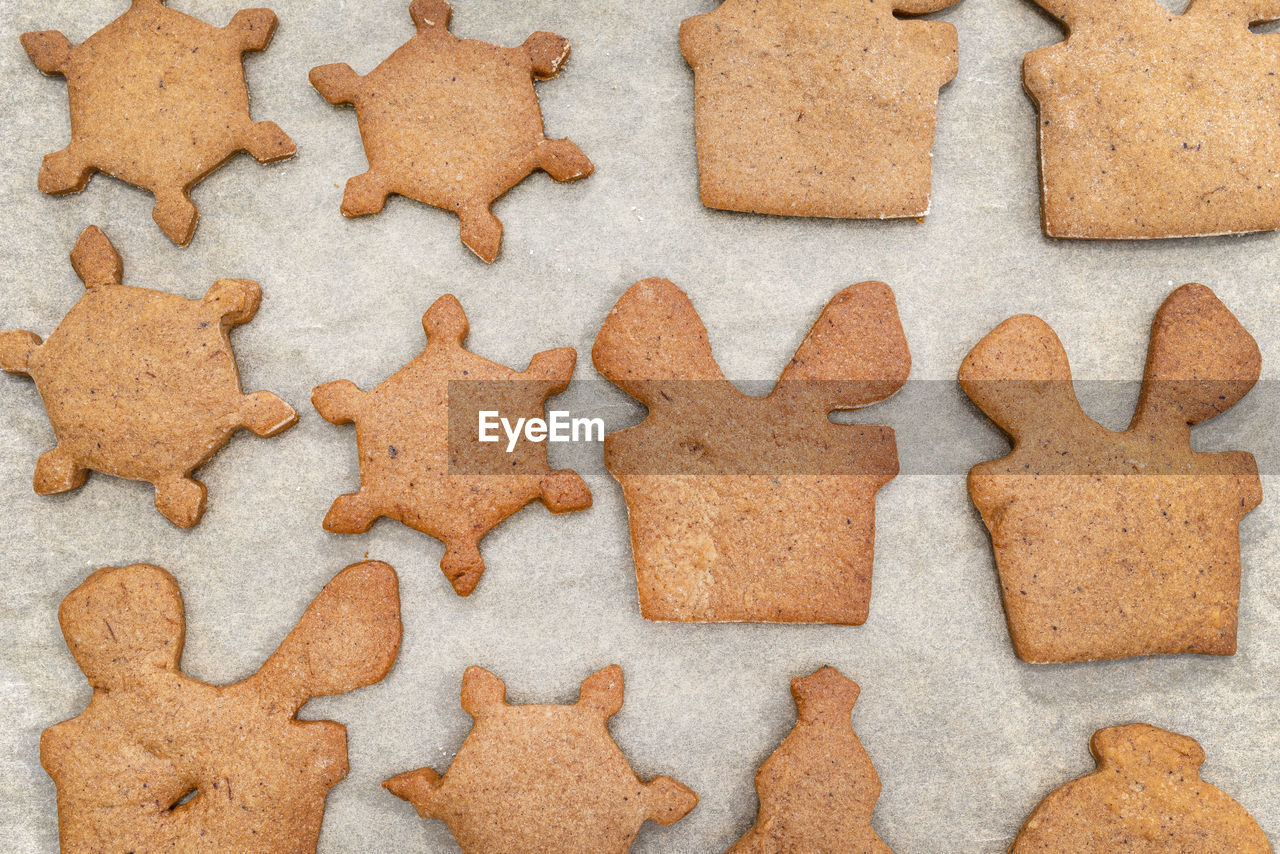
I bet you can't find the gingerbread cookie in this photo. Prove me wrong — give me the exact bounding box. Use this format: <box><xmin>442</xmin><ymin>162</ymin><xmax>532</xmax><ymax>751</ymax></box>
<box><xmin>960</xmin><ymin>284</ymin><xmax>1262</xmax><ymax>662</ymax></box>
<box><xmin>729</xmin><ymin>667</ymin><xmax>892</xmax><ymax>853</ymax></box>
<box><xmin>1025</xmin><ymin>0</ymin><xmax>1280</xmax><ymax>238</ymax></box>
<box><xmin>1012</xmin><ymin>724</ymin><xmax>1271</xmax><ymax>852</ymax></box>
<box><xmin>0</xmin><ymin>226</ymin><xmax>297</xmax><ymax>527</ymax></box>
<box><xmin>21</xmin><ymin>0</ymin><xmax>295</xmax><ymax>246</ymax></box>
<box><xmin>312</xmin><ymin>294</ymin><xmax>591</xmax><ymax>596</ymax></box>
<box><xmin>384</xmin><ymin>665</ymin><xmax>698</xmax><ymax>853</ymax></box>
<box><xmin>309</xmin><ymin>0</ymin><xmax>593</xmax><ymax>262</ymax></box>
<box><xmin>681</xmin><ymin>0</ymin><xmax>959</xmax><ymax>219</ymax></box>
<box><xmin>592</xmin><ymin>278</ymin><xmax>909</xmax><ymax>623</ymax></box>
<box><xmin>43</xmin><ymin>560</ymin><xmax>402</xmax><ymax>853</ymax></box>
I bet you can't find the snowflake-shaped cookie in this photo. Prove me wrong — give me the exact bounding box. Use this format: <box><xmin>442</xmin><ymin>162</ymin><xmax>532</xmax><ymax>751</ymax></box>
<box><xmin>384</xmin><ymin>665</ymin><xmax>698</xmax><ymax>853</ymax></box>
<box><xmin>21</xmin><ymin>0</ymin><xmax>296</xmax><ymax>245</ymax></box>
<box><xmin>42</xmin><ymin>560</ymin><xmax>401</xmax><ymax>853</ymax></box>
<box><xmin>309</xmin><ymin>0</ymin><xmax>593</xmax><ymax>262</ymax></box>
<box><xmin>0</xmin><ymin>226</ymin><xmax>298</xmax><ymax>527</ymax></box>
<box><xmin>312</xmin><ymin>294</ymin><xmax>591</xmax><ymax>596</ymax></box>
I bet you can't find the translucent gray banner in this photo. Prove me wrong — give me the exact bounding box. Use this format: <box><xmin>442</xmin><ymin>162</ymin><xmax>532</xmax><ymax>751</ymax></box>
<box><xmin>445</xmin><ymin>379</ymin><xmax>1275</xmax><ymax>475</ymax></box>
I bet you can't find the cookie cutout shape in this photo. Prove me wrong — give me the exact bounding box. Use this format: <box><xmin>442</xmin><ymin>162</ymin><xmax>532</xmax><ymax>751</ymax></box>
<box><xmin>960</xmin><ymin>284</ymin><xmax>1261</xmax><ymax>663</ymax></box>
<box><xmin>309</xmin><ymin>0</ymin><xmax>593</xmax><ymax>262</ymax></box>
<box><xmin>384</xmin><ymin>665</ymin><xmax>698</xmax><ymax>853</ymax></box>
<box><xmin>21</xmin><ymin>0</ymin><xmax>296</xmax><ymax>246</ymax></box>
<box><xmin>42</xmin><ymin>560</ymin><xmax>402</xmax><ymax>853</ymax></box>
<box><xmin>1025</xmin><ymin>0</ymin><xmax>1280</xmax><ymax>238</ymax></box>
<box><xmin>728</xmin><ymin>667</ymin><xmax>892</xmax><ymax>853</ymax></box>
<box><xmin>1012</xmin><ymin>724</ymin><xmax>1271</xmax><ymax>852</ymax></box>
<box><xmin>592</xmin><ymin>278</ymin><xmax>910</xmax><ymax>623</ymax></box>
<box><xmin>0</xmin><ymin>227</ymin><xmax>297</xmax><ymax>527</ymax></box>
<box><xmin>312</xmin><ymin>294</ymin><xmax>591</xmax><ymax>596</ymax></box>
<box><xmin>681</xmin><ymin>0</ymin><xmax>959</xmax><ymax>219</ymax></box>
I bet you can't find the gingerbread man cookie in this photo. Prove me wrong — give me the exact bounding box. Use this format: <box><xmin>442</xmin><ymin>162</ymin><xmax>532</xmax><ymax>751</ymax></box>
<box><xmin>960</xmin><ymin>284</ymin><xmax>1262</xmax><ymax>662</ymax></box>
<box><xmin>0</xmin><ymin>226</ymin><xmax>297</xmax><ymax>527</ymax></box>
<box><xmin>312</xmin><ymin>294</ymin><xmax>591</xmax><ymax>596</ymax></box>
<box><xmin>42</xmin><ymin>560</ymin><xmax>402</xmax><ymax>853</ymax></box>
<box><xmin>21</xmin><ymin>0</ymin><xmax>296</xmax><ymax>245</ymax></box>
<box><xmin>682</xmin><ymin>0</ymin><xmax>960</xmax><ymax>219</ymax></box>
<box><xmin>310</xmin><ymin>0</ymin><xmax>593</xmax><ymax>262</ymax></box>
<box><xmin>592</xmin><ymin>278</ymin><xmax>910</xmax><ymax>623</ymax></box>
<box><xmin>384</xmin><ymin>665</ymin><xmax>698</xmax><ymax>853</ymax></box>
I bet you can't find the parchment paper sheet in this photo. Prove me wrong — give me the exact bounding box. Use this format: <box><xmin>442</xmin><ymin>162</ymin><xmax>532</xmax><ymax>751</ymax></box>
<box><xmin>1</xmin><ymin>0</ymin><xmax>1278</xmax><ymax>851</ymax></box>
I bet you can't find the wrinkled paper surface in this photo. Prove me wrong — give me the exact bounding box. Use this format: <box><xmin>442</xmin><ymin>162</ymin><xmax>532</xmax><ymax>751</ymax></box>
<box><xmin>1</xmin><ymin>0</ymin><xmax>1277</xmax><ymax>851</ymax></box>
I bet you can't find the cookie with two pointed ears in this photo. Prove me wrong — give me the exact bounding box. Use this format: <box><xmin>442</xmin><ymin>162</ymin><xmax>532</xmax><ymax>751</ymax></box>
<box><xmin>1011</xmin><ymin>724</ymin><xmax>1271</xmax><ymax>852</ymax></box>
<box><xmin>960</xmin><ymin>283</ymin><xmax>1261</xmax><ymax>662</ymax></box>
<box><xmin>312</xmin><ymin>294</ymin><xmax>591</xmax><ymax>596</ymax></box>
<box><xmin>21</xmin><ymin>0</ymin><xmax>296</xmax><ymax>246</ymax></box>
<box><xmin>592</xmin><ymin>278</ymin><xmax>910</xmax><ymax>624</ymax></box>
<box><xmin>384</xmin><ymin>665</ymin><xmax>698</xmax><ymax>853</ymax></box>
<box><xmin>1024</xmin><ymin>0</ymin><xmax>1280</xmax><ymax>238</ymax></box>
<box><xmin>728</xmin><ymin>667</ymin><xmax>893</xmax><ymax>853</ymax></box>
<box><xmin>0</xmin><ymin>226</ymin><xmax>298</xmax><ymax>528</ymax></box>
<box><xmin>681</xmin><ymin>0</ymin><xmax>960</xmax><ymax>219</ymax></box>
<box><xmin>42</xmin><ymin>560</ymin><xmax>402</xmax><ymax>853</ymax></box>
<box><xmin>309</xmin><ymin>0</ymin><xmax>593</xmax><ymax>262</ymax></box>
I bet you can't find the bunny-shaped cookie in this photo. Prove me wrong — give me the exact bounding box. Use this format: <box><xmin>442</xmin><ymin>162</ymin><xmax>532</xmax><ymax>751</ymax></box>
<box><xmin>960</xmin><ymin>284</ymin><xmax>1261</xmax><ymax>662</ymax></box>
<box><xmin>593</xmin><ymin>278</ymin><xmax>910</xmax><ymax>624</ymax></box>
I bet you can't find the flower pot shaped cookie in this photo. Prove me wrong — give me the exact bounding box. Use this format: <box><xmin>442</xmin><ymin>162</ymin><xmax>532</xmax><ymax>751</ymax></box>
<box><xmin>312</xmin><ymin>295</ymin><xmax>591</xmax><ymax>596</ymax></box>
<box><xmin>1011</xmin><ymin>724</ymin><xmax>1271</xmax><ymax>852</ymax></box>
<box><xmin>310</xmin><ymin>0</ymin><xmax>593</xmax><ymax>262</ymax></box>
<box><xmin>42</xmin><ymin>561</ymin><xmax>402</xmax><ymax>853</ymax></box>
<box><xmin>960</xmin><ymin>284</ymin><xmax>1262</xmax><ymax>663</ymax></box>
<box><xmin>681</xmin><ymin>0</ymin><xmax>960</xmax><ymax>219</ymax></box>
<box><xmin>593</xmin><ymin>279</ymin><xmax>910</xmax><ymax>624</ymax></box>
<box><xmin>21</xmin><ymin>0</ymin><xmax>296</xmax><ymax>245</ymax></box>
<box><xmin>0</xmin><ymin>227</ymin><xmax>297</xmax><ymax>527</ymax></box>
<box><xmin>1024</xmin><ymin>0</ymin><xmax>1280</xmax><ymax>237</ymax></box>
<box><xmin>729</xmin><ymin>667</ymin><xmax>893</xmax><ymax>853</ymax></box>
<box><xmin>384</xmin><ymin>665</ymin><xmax>698</xmax><ymax>853</ymax></box>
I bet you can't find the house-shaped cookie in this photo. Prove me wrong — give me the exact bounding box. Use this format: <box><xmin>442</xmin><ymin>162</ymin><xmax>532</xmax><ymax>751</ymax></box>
<box><xmin>681</xmin><ymin>0</ymin><xmax>960</xmax><ymax>219</ymax></box>
<box><xmin>1025</xmin><ymin>0</ymin><xmax>1280</xmax><ymax>237</ymax></box>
